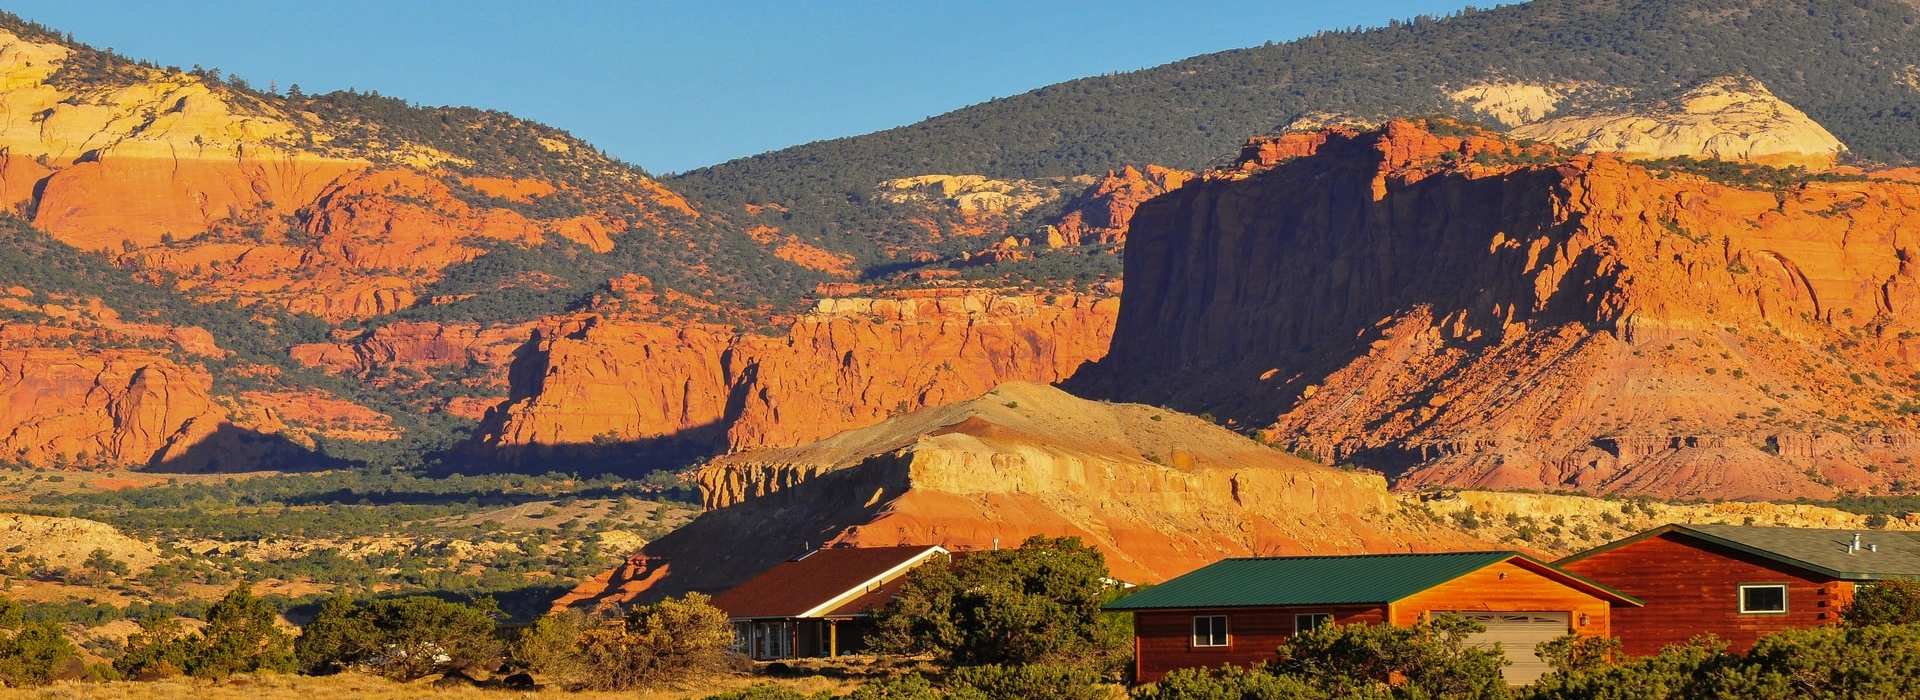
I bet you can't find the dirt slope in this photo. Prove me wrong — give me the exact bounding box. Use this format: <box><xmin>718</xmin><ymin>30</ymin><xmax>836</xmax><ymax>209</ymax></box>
<box><xmin>556</xmin><ymin>382</ymin><xmax>1486</xmax><ymax>609</ymax></box>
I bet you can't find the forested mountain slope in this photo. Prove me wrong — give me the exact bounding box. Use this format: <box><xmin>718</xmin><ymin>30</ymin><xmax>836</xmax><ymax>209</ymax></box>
<box><xmin>675</xmin><ymin>0</ymin><xmax>1920</xmax><ymax>270</ymax></box>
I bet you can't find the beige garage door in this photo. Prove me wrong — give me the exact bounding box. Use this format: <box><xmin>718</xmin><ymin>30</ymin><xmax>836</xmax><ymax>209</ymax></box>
<box><xmin>1445</xmin><ymin>612</ymin><xmax>1570</xmax><ymax>685</ymax></box>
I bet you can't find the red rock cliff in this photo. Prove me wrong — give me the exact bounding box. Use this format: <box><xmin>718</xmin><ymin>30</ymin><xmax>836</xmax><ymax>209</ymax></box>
<box><xmin>1077</xmin><ymin>119</ymin><xmax>1920</xmax><ymax>500</ymax></box>
<box><xmin>474</xmin><ymin>289</ymin><xmax>1119</xmax><ymax>456</ymax></box>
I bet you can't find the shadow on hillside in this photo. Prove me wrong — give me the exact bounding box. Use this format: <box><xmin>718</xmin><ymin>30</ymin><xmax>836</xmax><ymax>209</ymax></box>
<box><xmin>279</xmin><ymin>582</ymin><xmax>575</xmax><ymax>625</ymax></box>
<box><xmin>1064</xmin><ymin>132</ymin><xmax>1596</xmax><ymax>478</ymax></box>
<box><xmin>141</xmin><ymin>424</ymin><xmax>351</xmax><ymax>473</ymax></box>
<box><xmin>573</xmin><ymin>459</ymin><xmax>916</xmax><ymax>604</ymax></box>
<box><xmin>433</xmin><ymin>421</ymin><xmax>727</xmax><ymax>480</ymax></box>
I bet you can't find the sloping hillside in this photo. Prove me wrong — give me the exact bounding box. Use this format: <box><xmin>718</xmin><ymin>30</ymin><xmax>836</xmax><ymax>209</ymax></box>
<box><xmin>674</xmin><ymin>0</ymin><xmax>1920</xmax><ymax>274</ymax></box>
<box><xmin>556</xmin><ymin>382</ymin><xmax>1485</xmax><ymax>607</ymax></box>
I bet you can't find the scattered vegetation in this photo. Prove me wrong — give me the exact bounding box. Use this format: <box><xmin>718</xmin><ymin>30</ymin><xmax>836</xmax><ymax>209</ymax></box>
<box><xmin>871</xmin><ymin>536</ymin><xmax>1132</xmax><ymax>673</ymax></box>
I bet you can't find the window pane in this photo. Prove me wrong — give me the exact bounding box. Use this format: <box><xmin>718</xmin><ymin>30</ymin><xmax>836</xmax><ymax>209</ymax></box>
<box><xmin>1297</xmin><ymin>613</ymin><xmax>1330</xmax><ymax>632</ymax></box>
<box><xmin>1742</xmin><ymin>585</ymin><xmax>1787</xmax><ymax>613</ymax></box>
<box><xmin>1193</xmin><ymin>616</ymin><xmax>1228</xmax><ymax>646</ymax></box>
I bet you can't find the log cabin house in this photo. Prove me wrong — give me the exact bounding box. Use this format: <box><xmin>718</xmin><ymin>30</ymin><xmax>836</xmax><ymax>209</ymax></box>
<box><xmin>1555</xmin><ymin>524</ymin><xmax>1920</xmax><ymax>656</ymax></box>
<box><xmin>1104</xmin><ymin>551</ymin><xmax>1641</xmax><ymax>685</ymax></box>
<box><xmin>712</xmin><ymin>545</ymin><xmax>948</xmax><ymax>660</ymax></box>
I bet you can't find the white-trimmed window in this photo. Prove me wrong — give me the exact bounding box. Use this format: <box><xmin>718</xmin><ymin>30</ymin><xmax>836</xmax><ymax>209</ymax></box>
<box><xmin>1192</xmin><ymin>615</ymin><xmax>1229</xmax><ymax>647</ymax></box>
<box><xmin>1739</xmin><ymin>584</ymin><xmax>1788</xmax><ymax>614</ymax></box>
<box><xmin>1295</xmin><ymin>613</ymin><xmax>1333</xmax><ymax>633</ymax></box>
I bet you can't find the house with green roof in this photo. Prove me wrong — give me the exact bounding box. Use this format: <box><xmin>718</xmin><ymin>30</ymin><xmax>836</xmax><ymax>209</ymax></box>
<box><xmin>1558</xmin><ymin>523</ymin><xmax>1920</xmax><ymax>656</ymax></box>
<box><xmin>1105</xmin><ymin>551</ymin><xmax>1641</xmax><ymax>685</ymax></box>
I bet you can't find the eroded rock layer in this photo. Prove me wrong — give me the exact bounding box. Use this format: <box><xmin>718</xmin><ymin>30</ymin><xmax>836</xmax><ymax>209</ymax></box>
<box><xmin>1076</xmin><ymin>119</ymin><xmax>1920</xmax><ymax>500</ymax></box>
<box><xmin>556</xmin><ymin>382</ymin><xmax>1485</xmax><ymax>608</ymax></box>
<box><xmin>476</xmin><ymin>289</ymin><xmax>1119</xmax><ymax>456</ymax></box>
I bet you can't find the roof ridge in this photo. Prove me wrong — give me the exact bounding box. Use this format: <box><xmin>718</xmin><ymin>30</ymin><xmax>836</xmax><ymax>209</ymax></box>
<box><xmin>1221</xmin><ymin>550</ymin><xmax>1517</xmax><ymax>562</ymax></box>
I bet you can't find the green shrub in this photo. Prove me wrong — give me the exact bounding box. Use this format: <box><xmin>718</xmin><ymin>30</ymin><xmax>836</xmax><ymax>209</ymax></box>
<box><xmin>947</xmin><ymin>663</ymin><xmax>1106</xmax><ymax>700</ymax></box>
<box><xmin>293</xmin><ymin>594</ymin><xmax>501</xmax><ymax>680</ymax></box>
<box><xmin>509</xmin><ymin>608</ymin><xmax>589</xmax><ymax>682</ymax></box>
<box><xmin>1272</xmin><ymin>613</ymin><xmax>1506</xmax><ymax>699</ymax></box>
<box><xmin>1842</xmin><ymin>579</ymin><xmax>1920</xmax><ymax>626</ymax></box>
<box><xmin>1716</xmin><ymin>623</ymin><xmax>1920</xmax><ymax>699</ymax></box>
<box><xmin>573</xmin><ymin>592</ymin><xmax>737</xmax><ymax>691</ymax></box>
<box><xmin>113</xmin><ymin>583</ymin><xmax>293</xmax><ymax>679</ymax></box>
<box><xmin>0</xmin><ymin>595</ymin><xmax>76</xmax><ymax>687</ymax></box>
<box><xmin>843</xmin><ymin>673</ymin><xmax>949</xmax><ymax>700</ymax></box>
<box><xmin>872</xmin><ymin>536</ymin><xmax>1132</xmax><ymax>671</ymax></box>
<box><xmin>1523</xmin><ymin>635</ymin><xmax>1735</xmax><ymax>700</ymax></box>
<box><xmin>1130</xmin><ymin>665</ymin><xmax>1326</xmax><ymax>700</ymax></box>
<box><xmin>701</xmin><ymin>685</ymin><xmax>833</xmax><ymax>700</ymax></box>
<box><xmin>1533</xmin><ymin>634</ymin><xmax>1623</xmax><ymax>676</ymax></box>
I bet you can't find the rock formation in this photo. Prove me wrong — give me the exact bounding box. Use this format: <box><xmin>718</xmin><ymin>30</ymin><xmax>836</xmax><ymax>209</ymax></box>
<box><xmin>475</xmin><ymin>288</ymin><xmax>1119</xmax><ymax>457</ymax></box>
<box><xmin>0</xmin><ymin>513</ymin><xmax>160</xmax><ymax>574</ymax></box>
<box><xmin>0</xmin><ymin>288</ymin><xmax>382</xmax><ymax>470</ymax></box>
<box><xmin>1076</xmin><ymin>119</ymin><xmax>1920</xmax><ymax>500</ymax></box>
<box><xmin>1509</xmin><ymin>76</ymin><xmax>1846</xmax><ymax>170</ymax></box>
<box><xmin>556</xmin><ymin>382</ymin><xmax>1487</xmax><ymax>608</ymax></box>
<box><xmin>0</xmin><ymin>28</ymin><xmax>711</xmax><ymax>323</ymax></box>
<box><xmin>1447</xmin><ymin>82</ymin><xmax>1573</xmax><ymax>127</ymax></box>
<box><xmin>1043</xmin><ymin>165</ymin><xmax>1194</xmax><ymax>247</ymax></box>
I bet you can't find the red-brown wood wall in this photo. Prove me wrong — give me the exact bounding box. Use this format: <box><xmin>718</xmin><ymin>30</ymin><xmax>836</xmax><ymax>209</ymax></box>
<box><xmin>1128</xmin><ymin>560</ymin><xmax>1618</xmax><ymax>683</ymax></box>
<box><xmin>1557</xmin><ymin>532</ymin><xmax>1855</xmax><ymax>656</ymax></box>
<box><xmin>1132</xmin><ymin>605</ymin><xmax>1383</xmax><ymax>683</ymax></box>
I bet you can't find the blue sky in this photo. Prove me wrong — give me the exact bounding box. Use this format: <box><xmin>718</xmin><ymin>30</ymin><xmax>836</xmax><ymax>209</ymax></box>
<box><xmin>9</xmin><ymin>1</ymin><xmax>1483</xmax><ymax>173</ymax></box>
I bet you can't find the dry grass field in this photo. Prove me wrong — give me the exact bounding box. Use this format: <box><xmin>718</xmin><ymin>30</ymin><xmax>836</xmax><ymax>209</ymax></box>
<box><xmin>0</xmin><ymin>672</ymin><xmax>862</xmax><ymax>700</ymax></box>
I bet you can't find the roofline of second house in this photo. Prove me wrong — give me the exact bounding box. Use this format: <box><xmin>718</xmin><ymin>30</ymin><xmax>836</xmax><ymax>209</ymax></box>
<box><xmin>727</xmin><ymin>545</ymin><xmax>950</xmax><ymax>621</ymax></box>
<box><xmin>1104</xmin><ymin>551</ymin><xmax>1641</xmax><ymax>611</ymax></box>
<box><xmin>1556</xmin><ymin>523</ymin><xmax>1900</xmax><ymax>580</ymax></box>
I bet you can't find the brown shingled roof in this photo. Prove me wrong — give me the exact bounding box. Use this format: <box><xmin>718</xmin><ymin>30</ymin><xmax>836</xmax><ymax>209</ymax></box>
<box><xmin>710</xmin><ymin>545</ymin><xmax>947</xmax><ymax>619</ymax></box>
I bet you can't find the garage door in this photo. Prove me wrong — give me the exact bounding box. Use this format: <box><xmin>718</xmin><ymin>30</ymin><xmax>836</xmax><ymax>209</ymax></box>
<box><xmin>1444</xmin><ymin>612</ymin><xmax>1570</xmax><ymax>685</ymax></box>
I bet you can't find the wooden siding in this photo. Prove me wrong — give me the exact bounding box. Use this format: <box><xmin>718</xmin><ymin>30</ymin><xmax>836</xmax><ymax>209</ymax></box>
<box><xmin>1132</xmin><ymin>605</ymin><xmax>1384</xmax><ymax>683</ymax></box>
<box><xmin>1128</xmin><ymin>559</ymin><xmax>1621</xmax><ymax>684</ymax></box>
<box><xmin>1558</xmin><ymin>532</ymin><xmax>1854</xmax><ymax>656</ymax></box>
<box><xmin>1390</xmin><ymin>560</ymin><xmax>1614</xmax><ymax>640</ymax></box>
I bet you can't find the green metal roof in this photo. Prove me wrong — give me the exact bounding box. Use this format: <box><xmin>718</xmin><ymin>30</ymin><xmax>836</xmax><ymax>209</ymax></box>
<box><xmin>1559</xmin><ymin>524</ymin><xmax>1920</xmax><ymax>581</ymax></box>
<box><xmin>1107</xmin><ymin>552</ymin><xmax>1572</xmax><ymax>611</ymax></box>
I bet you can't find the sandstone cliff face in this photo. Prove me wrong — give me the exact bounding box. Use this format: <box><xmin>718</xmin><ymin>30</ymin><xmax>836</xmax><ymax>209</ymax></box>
<box><xmin>475</xmin><ymin>289</ymin><xmax>1119</xmax><ymax>455</ymax></box>
<box><xmin>1078</xmin><ymin>119</ymin><xmax>1920</xmax><ymax>500</ymax></box>
<box><xmin>0</xmin><ymin>288</ymin><xmax>390</xmax><ymax>470</ymax></box>
<box><xmin>0</xmin><ymin>347</ymin><xmax>224</xmax><ymax>468</ymax></box>
<box><xmin>288</xmin><ymin>321</ymin><xmax>531</xmax><ymax>419</ymax></box>
<box><xmin>1509</xmin><ymin>77</ymin><xmax>1846</xmax><ymax>171</ymax></box>
<box><xmin>560</xmin><ymin>383</ymin><xmax>1487</xmax><ymax>608</ymax></box>
<box><xmin>0</xmin><ymin>28</ymin><xmax>718</xmax><ymax>323</ymax></box>
<box><xmin>1043</xmin><ymin>165</ymin><xmax>1193</xmax><ymax>247</ymax></box>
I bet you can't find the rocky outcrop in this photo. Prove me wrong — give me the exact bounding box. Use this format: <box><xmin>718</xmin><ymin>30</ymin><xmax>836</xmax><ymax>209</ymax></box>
<box><xmin>0</xmin><ymin>288</ymin><xmax>385</xmax><ymax>470</ymax></box>
<box><xmin>876</xmin><ymin>175</ymin><xmax>1089</xmax><ymax>218</ymax></box>
<box><xmin>290</xmin><ymin>321</ymin><xmax>532</xmax><ymax>382</ymax></box>
<box><xmin>1448</xmin><ymin>82</ymin><xmax>1573</xmax><ymax>127</ymax></box>
<box><xmin>475</xmin><ymin>289</ymin><xmax>1119</xmax><ymax>456</ymax></box>
<box><xmin>1509</xmin><ymin>76</ymin><xmax>1846</xmax><ymax>170</ymax></box>
<box><xmin>1042</xmin><ymin>165</ymin><xmax>1193</xmax><ymax>247</ymax></box>
<box><xmin>560</xmin><ymin>382</ymin><xmax>1487</xmax><ymax>607</ymax></box>
<box><xmin>0</xmin><ymin>28</ymin><xmax>715</xmax><ymax>323</ymax></box>
<box><xmin>0</xmin><ymin>513</ymin><xmax>160</xmax><ymax>574</ymax></box>
<box><xmin>0</xmin><ymin>347</ymin><xmax>225</xmax><ymax>468</ymax></box>
<box><xmin>1076</xmin><ymin>119</ymin><xmax>1920</xmax><ymax>500</ymax></box>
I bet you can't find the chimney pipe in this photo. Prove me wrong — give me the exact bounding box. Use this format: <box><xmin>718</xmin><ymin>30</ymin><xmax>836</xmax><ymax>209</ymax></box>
<box><xmin>1852</xmin><ymin>533</ymin><xmax>1862</xmax><ymax>554</ymax></box>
